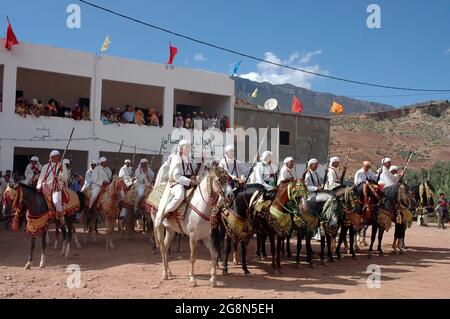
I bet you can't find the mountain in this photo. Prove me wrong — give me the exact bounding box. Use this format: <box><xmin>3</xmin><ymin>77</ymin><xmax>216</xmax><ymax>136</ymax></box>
<box><xmin>234</xmin><ymin>77</ymin><xmax>394</xmax><ymax>116</ymax></box>
<box><xmin>330</xmin><ymin>100</ymin><xmax>450</xmax><ymax>175</ymax></box>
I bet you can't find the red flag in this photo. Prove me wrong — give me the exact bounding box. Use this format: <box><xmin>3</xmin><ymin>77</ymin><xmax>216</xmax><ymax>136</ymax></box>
<box><xmin>292</xmin><ymin>95</ymin><xmax>303</xmax><ymax>113</ymax></box>
<box><xmin>5</xmin><ymin>17</ymin><xmax>19</xmax><ymax>51</ymax></box>
<box><xmin>167</xmin><ymin>43</ymin><xmax>178</xmax><ymax>65</ymax></box>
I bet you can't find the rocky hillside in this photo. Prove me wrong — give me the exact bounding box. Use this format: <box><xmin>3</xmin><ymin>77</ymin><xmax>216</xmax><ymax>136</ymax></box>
<box><xmin>330</xmin><ymin>100</ymin><xmax>450</xmax><ymax>176</ymax></box>
<box><xmin>235</xmin><ymin>77</ymin><xmax>394</xmax><ymax>116</ymax></box>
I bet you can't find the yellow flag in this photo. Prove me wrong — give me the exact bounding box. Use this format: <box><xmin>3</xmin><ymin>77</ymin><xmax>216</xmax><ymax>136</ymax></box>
<box><xmin>251</xmin><ymin>88</ymin><xmax>258</xmax><ymax>98</ymax></box>
<box><xmin>330</xmin><ymin>101</ymin><xmax>344</xmax><ymax>114</ymax></box>
<box><xmin>100</xmin><ymin>35</ymin><xmax>111</xmax><ymax>52</ymax></box>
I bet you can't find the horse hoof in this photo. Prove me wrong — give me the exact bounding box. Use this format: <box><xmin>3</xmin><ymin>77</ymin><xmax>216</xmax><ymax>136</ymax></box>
<box><xmin>378</xmin><ymin>251</ymin><xmax>384</xmax><ymax>257</ymax></box>
<box><xmin>24</xmin><ymin>262</ymin><xmax>32</xmax><ymax>270</ymax></box>
<box><xmin>189</xmin><ymin>279</ymin><xmax>197</xmax><ymax>287</ymax></box>
<box><xmin>399</xmin><ymin>250</ymin><xmax>404</xmax><ymax>255</ymax></box>
<box><xmin>368</xmin><ymin>252</ymin><xmax>373</xmax><ymax>259</ymax></box>
<box><xmin>321</xmin><ymin>260</ymin><xmax>328</xmax><ymax>266</ymax></box>
<box><xmin>352</xmin><ymin>255</ymin><xmax>358</xmax><ymax>260</ymax></box>
<box><xmin>168</xmin><ymin>271</ymin><xmax>173</xmax><ymax>277</ymax></box>
<box><xmin>162</xmin><ymin>273</ymin><xmax>169</xmax><ymax>280</ymax></box>
<box><xmin>309</xmin><ymin>263</ymin><xmax>315</xmax><ymax>269</ymax></box>
<box><xmin>210</xmin><ymin>279</ymin><xmax>217</xmax><ymax>288</ymax></box>
<box><xmin>177</xmin><ymin>254</ymin><xmax>182</xmax><ymax>260</ymax></box>
<box><xmin>222</xmin><ymin>270</ymin><xmax>229</xmax><ymax>276</ymax></box>
<box><xmin>244</xmin><ymin>271</ymin><xmax>251</xmax><ymax>276</ymax></box>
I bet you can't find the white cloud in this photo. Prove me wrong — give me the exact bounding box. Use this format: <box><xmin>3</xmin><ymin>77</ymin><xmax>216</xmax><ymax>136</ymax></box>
<box><xmin>194</xmin><ymin>53</ymin><xmax>207</xmax><ymax>62</ymax></box>
<box><xmin>240</xmin><ymin>50</ymin><xmax>327</xmax><ymax>89</ymax></box>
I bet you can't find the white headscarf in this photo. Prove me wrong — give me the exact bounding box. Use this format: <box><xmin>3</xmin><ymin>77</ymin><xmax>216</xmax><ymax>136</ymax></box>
<box><xmin>283</xmin><ymin>157</ymin><xmax>294</xmax><ymax>165</ymax></box>
<box><xmin>261</xmin><ymin>151</ymin><xmax>273</xmax><ymax>163</ymax></box>
<box><xmin>308</xmin><ymin>158</ymin><xmax>318</xmax><ymax>167</ymax></box>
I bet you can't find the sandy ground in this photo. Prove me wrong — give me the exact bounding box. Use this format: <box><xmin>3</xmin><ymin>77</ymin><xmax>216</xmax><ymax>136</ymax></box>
<box><xmin>1</xmin><ymin>222</ymin><xmax>449</xmax><ymax>299</ymax></box>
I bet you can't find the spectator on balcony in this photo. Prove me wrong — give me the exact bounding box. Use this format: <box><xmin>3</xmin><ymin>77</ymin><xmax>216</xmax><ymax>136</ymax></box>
<box><xmin>47</xmin><ymin>99</ymin><xmax>58</xmax><ymax>116</ymax></box>
<box><xmin>148</xmin><ymin>108</ymin><xmax>159</xmax><ymax>126</ymax></box>
<box><xmin>135</xmin><ymin>108</ymin><xmax>145</xmax><ymax>126</ymax></box>
<box><xmin>174</xmin><ymin>112</ymin><xmax>184</xmax><ymax>128</ymax></box>
<box><xmin>157</xmin><ymin>111</ymin><xmax>163</xmax><ymax>127</ymax></box>
<box><xmin>57</xmin><ymin>100</ymin><xmax>67</xmax><ymax>117</ymax></box>
<box><xmin>82</xmin><ymin>106</ymin><xmax>90</xmax><ymax>120</ymax></box>
<box><xmin>72</xmin><ymin>105</ymin><xmax>83</xmax><ymax>120</ymax></box>
<box><xmin>31</xmin><ymin>99</ymin><xmax>44</xmax><ymax>117</ymax></box>
<box><xmin>184</xmin><ymin>113</ymin><xmax>193</xmax><ymax>129</ymax></box>
<box><xmin>15</xmin><ymin>99</ymin><xmax>28</xmax><ymax>117</ymax></box>
<box><xmin>122</xmin><ymin>104</ymin><xmax>135</xmax><ymax>123</ymax></box>
<box><xmin>100</xmin><ymin>110</ymin><xmax>110</xmax><ymax>124</ymax></box>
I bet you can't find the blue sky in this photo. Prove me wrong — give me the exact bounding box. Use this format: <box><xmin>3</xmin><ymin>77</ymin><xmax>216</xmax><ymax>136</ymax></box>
<box><xmin>1</xmin><ymin>0</ymin><xmax>449</xmax><ymax>107</ymax></box>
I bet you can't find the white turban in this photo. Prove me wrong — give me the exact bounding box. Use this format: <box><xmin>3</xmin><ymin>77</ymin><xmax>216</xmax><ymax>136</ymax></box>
<box><xmin>224</xmin><ymin>144</ymin><xmax>234</xmax><ymax>154</ymax></box>
<box><xmin>90</xmin><ymin>160</ymin><xmax>97</xmax><ymax>165</ymax></box>
<box><xmin>62</xmin><ymin>159</ymin><xmax>71</xmax><ymax>165</ymax></box>
<box><xmin>389</xmin><ymin>165</ymin><xmax>399</xmax><ymax>172</ymax></box>
<box><xmin>308</xmin><ymin>158</ymin><xmax>318</xmax><ymax>167</ymax></box>
<box><xmin>381</xmin><ymin>157</ymin><xmax>392</xmax><ymax>164</ymax></box>
<box><xmin>31</xmin><ymin>156</ymin><xmax>39</xmax><ymax>162</ymax></box>
<box><xmin>124</xmin><ymin>159</ymin><xmax>131</xmax><ymax>164</ymax></box>
<box><xmin>261</xmin><ymin>151</ymin><xmax>272</xmax><ymax>162</ymax></box>
<box><xmin>284</xmin><ymin>157</ymin><xmax>294</xmax><ymax>165</ymax></box>
<box><xmin>179</xmin><ymin>139</ymin><xmax>191</xmax><ymax>147</ymax></box>
<box><xmin>140</xmin><ymin>158</ymin><xmax>148</xmax><ymax>164</ymax></box>
<box><xmin>49</xmin><ymin>150</ymin><xmax>60</xmax><ymax>158</ymax></box>
<box><xmin>330</xmin><ymin>156</ymin><xmax>340</xmax><ymax>164</ymax></box>
<box><xmin>98</xmin><ymin>157</ymin><xmax>107</xmax><ymax>163</ymax></box>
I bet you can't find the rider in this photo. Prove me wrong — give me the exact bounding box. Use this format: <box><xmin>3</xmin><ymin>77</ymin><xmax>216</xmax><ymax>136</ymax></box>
<box><xmin>62</xmin><ymin>159</ymin><xmax>72</xmax><ymax>187</ymax></box>
<box><xmin>252</xmin><ymin>151</ymin><xmax>277</xmax><ymax>190</ymax></box>
<box><xmin>278</xmin><ymin>157</ymin><xmax>296</xmax><ymax>185</ymax></box>
<box><xmin>88</xmin><ymin>157</ymin><xmax>112</xmax><ymax>213</ymax></box>
<box><xmin>354</xmin><ymin>160</ymin><xmax>377</xmax><ymax>186</ymax></box>
<box><xmin>154</xmin><ymin>139</ymin><xmax>198</xmax><ymax>227</ymax></box>
<box><xmin>24</xmin><ymin>156</ymin><xmax>42</xmax><ymax>187</ymax></box>
<box><xmin>218</xmin><ymin>144</ymin><xmax>245</xmax><ymax>188</ymax></box>
<box><xmin>304</xmin><ymin>158</ymin><xmax>323</xmax><ymax>199</ymax></box>
<box><xmin>81</xmin><ymin>160</ymin><xmax>97</xmax><ymax>192</ymax></box>
<box><xmin>36</xmin><ymin>150</ymin><xmax>69</xmax><ymax>217</ymax></box>
<box><xmin>378</xmin><ymin>157</ymin><xmax>398</xmax><ymax>188</ymax></box>
<box><xmin>134</xmin><ymin>158</ymin><xmax>154</xmax><ymax>213</ymax></box>
<box><xmin>324</xmin><ymin>156</ymin><xmax>341</xmax><ymax>190</ymax></box>
<box><xmin>118</xmin><ymin>159</ymin><xmax>133</xmax><ymax>189</ymax></box>
<box><xmin>154</xmin><ymin>154</ymin><xmax>175</xmax><ymax>188</ymax></box>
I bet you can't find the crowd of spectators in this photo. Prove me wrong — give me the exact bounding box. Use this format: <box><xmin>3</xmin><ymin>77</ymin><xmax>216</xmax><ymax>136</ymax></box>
<box><xmin>101</xmin><ymin>104</ymin><xmax>163</xmax><ymax>127</ymax></box>
<box><xmin>14</xmin><ymin>98</ymin><xmax>90</xmax><ymax>120</ymax></box>
<box><xmin>174</xmin><ymin>111</ymin><xmax>231</xmax><ymax>132</ymax></box>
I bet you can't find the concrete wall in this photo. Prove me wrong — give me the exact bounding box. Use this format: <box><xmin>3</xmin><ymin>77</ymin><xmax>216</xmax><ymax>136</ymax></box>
<box><xmin>0</xmin><ymin>42</ymin><xmax>233</xmax><ymax>172</ymax></box>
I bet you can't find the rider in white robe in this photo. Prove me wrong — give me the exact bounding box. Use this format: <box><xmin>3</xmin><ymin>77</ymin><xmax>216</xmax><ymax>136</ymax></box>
<box><xmin>24</xmin><ymin>156</ymin><xmax>42</xmax><ymax>186</ymax></box>
<box><xmin>278</xmin><ymin>157</ymin><xmax>296</xmax><ymax>185</ymax></box>
<box><xmin>154</xmin><ymin>154</ymin><xmax>175</xmax><ymax>188</ymax></box>
<box><xmin>324</xmin><ymin>156</ymin><xmax>341</xmax><ymax>191</ymax></box>
<box><xmin>134</xmin><ymin>158</ymin><xmax>154</xmax><ymax>212</ymax></box>
<box><xmin>81</xmin><ymin>161</ymin><xmax>97</xmax><ymax>192</ymax></box>
<box><xmin>218</xmin><ymin>144</ymin><xmax>245</xmax><ymax>187</ymax></box>
<box><xmin>378</xmin><ymin>157</ymin><xmax>398</xmax><ymax>188</ymax></box>
<box><xmin>118</xmin><ymin>159</ymin><xmax>133</xmax><ymax>188</ymax></box>
<box><xmin>89</xmin><ymin>157</ymin><xmax>112</xmax><ymax>210</ymax></box>
<box><xmin>251</xmin><ymin>151</ymin><xmax>277</xmax><ymax>190</ymax></box>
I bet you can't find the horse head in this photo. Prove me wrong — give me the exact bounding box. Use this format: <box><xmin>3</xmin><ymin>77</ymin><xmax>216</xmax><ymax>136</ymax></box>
<box><xmin>112</xmin><ymin>177</ymin><xmax>127</xmax><ymax>202</ymax></box>
<box><xmin>207</xmin><ymin>166</ymin><xmax>233</xmax><ymax>205</ymax></box>
<box><xmin>398</xmin><ymin>183</ymin><xmax>417</xmax><ymax>211</ymax></box>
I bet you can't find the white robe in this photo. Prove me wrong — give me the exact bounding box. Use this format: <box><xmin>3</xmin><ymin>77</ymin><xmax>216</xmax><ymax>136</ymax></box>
<box><xmin>36</xmin><ymin>162</ymin><xmax>69</xmax><ymax>193</ymax></box>
<box><xmin>24</xmin><ymin>163</ymin><xmax>42</xmax><ymax>185</ymax></box>
<box><xmin>135</xmin><ymin>166</ymin><xmax>154</xmax><ymax>187</ymax></box>
<box><xmin>278</xmin><ymin>165</ymin><xmax>296</xmax><ymax>185</ymax></box>
<box><xmin>154</xmin><ymin>160</ymin><xmax>171</xmax><ymax>188</ymax></box>
<box><xmin>118</xmin><ymin>165</ymin><xmax>133</xmax><ymax>188</ymax></box>
<box><xmin>305</xmin><ymin>169</ymin><xmax>322</xmax><ymax>194</ymax></box>
<box><xmin>251</xmin><ymin>162</ymin><xmax>276</xmax><ymax>189</ymax></box>
<box><xmin>324</xmin><ymin>167</ymin><xmax>341</xmax><ymax>190</ymax></box>
<box><xmin>354</xmin><ymin>168</ymin><xmax>377</xmax><ymax>186</ymax></box>
<box><xmin>91</xmin><ymin>166</ymin><xmax>112</xmax><ymax>188</ymax></box>
<box><xmin>218</xmin><ymin>157</ymin><xmax>245</xmax><ymax>180</ymax></box>
<box><xmin>81</xmin><ymin>168</ymin><xmax>94</xmax><ymax>192</ymax></box>
<box><xmin>379</xmin><ymin>166</ymin><xmax>398</xmax><ymax>188</ymax></box>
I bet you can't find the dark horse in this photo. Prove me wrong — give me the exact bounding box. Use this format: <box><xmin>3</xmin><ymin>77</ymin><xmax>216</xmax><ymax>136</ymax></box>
<box><xmin>213</xmin><ymin>183</ymin><xmax>265</xmax><ymax>275</ymax></box>
<box><xmin>1</xmin><ymin>182</ymin><xmax>83</xmax><ymax>269</ymax></box>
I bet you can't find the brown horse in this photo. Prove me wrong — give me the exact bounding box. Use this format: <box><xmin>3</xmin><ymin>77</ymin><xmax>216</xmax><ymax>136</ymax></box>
<box><xmin>81</xmin><ymin>177</ymin><xmax>127</xmax><ymax>250</ymax></box>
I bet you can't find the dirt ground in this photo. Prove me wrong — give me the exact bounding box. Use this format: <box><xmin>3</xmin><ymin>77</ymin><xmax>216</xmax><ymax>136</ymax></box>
<box><xmin>1</xmin><ymin>222</ymin><xmax>449</xmax><ymax>299</ymax></box>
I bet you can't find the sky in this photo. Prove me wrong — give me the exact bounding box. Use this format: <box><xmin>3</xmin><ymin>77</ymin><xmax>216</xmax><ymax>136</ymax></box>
<box><xmin>1</xmin><ymin>0</ymin><xmax>449</xmax><ymax>107</ymax></box>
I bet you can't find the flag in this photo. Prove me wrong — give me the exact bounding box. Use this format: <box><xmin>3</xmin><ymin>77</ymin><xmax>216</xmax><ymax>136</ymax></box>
<box><xmin>167</xmin><ymin>43</ymin><xmax>178</xmax><ymax>65</ymax></box>
<box><xmin>330</xmin><ymin>101</ymin><xmax>345</xmax><ymax>114</ymax></box>
<box><xmin>292</xmin><ymin>95</ymin><xmax>303</xmax><ymax>113</ymax></box>
<box><xmin>251</xmin><ymin>88</ymin><xmax>258</xmax><ymax>98</ymax></box>
<box><xmin>5</xmin><ymin>17</ymin><xmax>19</xmax><ymax>51</ymax></box>
<box><xmin>231</xmin><ymin>61</ymin><xmax>241</xmax><ymax>76</ymax></box>
<box><xmin>100</xmin><ymin>35</ymin><xmax>111</xmax><ymax>53</ymax></box>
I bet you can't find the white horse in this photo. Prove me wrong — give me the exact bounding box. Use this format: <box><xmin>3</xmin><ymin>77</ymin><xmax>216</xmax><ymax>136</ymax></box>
<box><xmin>153</xmin><ymin>166</ymin><xmax>232</xmax><ymax>287</ymax></box>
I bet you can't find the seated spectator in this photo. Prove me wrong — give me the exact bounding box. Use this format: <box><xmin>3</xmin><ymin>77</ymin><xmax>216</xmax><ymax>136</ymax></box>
<box><xmin>148</xmin><ymin>108</ymin><xmax>159</xmax><ymax>126</ymax></box>
<box><xmin>135</xmin><ymin>108</ymin><xmax>145</xmax><ymax>126</ymax></box>
<box><xmin>184</xmin><ymin>113</ymin><xmax>193</xmax><ymax>129</ymax></box>
<box><xmin>72</xmin><ymin>105</ymin><xmax>83</xmax><ymax>120</ymax></box>
<box><xmin>122</xmin><ymin>104</ymin><xmax>135</xmax><ymax>123</ymax></box>
<box><xmin>157</xmin><ymin>112</ymin><xmax>163</xmax><ymax>127</ymax></box>
<box><xmin>175</xmin><ymin>112</ymin><xmax>184</xmax><ymax>128</ymax></box>
<box><xmin>47</xmin><ymin>99</ymin><xmax>58</xmax><ymax>116</ymax></box>
<box><xmin>58</xmin><ymin>100</ymin><xmax>67</xmax><ymax>117</ymax></box>
<box><xmin>82</xmin><ymin>106</ymin><xmax>90</xmax><ymax>120</ymax></box>
<box><xmin>100</xmin><ymin>110</ymin><xmax>110</xmax><ymax>124</ymax></box>
<box><xmin>15</xmin><ymin>99</ymin><xmax>28</xmax><ymax>117</ymax></box>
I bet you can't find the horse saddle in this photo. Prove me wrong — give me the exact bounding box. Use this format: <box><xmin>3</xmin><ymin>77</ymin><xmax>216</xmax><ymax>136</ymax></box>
<box><xmin>146</xmin><ymin>184</ymin><xmax>196</xmax><ymax>221</ymax></box>
<box><xmin>42</xmin><ymin>188</ymin><xmax>79</xmax><ymax>217</ymax></box>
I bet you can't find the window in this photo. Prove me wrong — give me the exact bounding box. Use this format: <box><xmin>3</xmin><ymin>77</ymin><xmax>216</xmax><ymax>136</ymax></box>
<box><xmin>280</xmin><ymin>131</ymin><xmax>290</xmax><ymax>146</ymax></box>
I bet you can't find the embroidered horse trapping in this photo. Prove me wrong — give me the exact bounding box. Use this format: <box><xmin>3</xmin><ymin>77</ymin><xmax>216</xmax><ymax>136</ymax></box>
<box><xmin>42</xmin><ymin>188</ymin><xmax>79</xmax><ymax>217</ymax></box>
<box><xmin>399</xmin><ymin>208</ymin><xmax>413</xmax><ymax>228</ymax></box>
<box><xmin>146</xmin><ymin>184</ymin><xmax>195</xmax><ymax>221</ymax></box>
<box><xmin>26</xmin><ymin>211</ymin><xmax>50</xmax><ymax>237</ymax></box>
<box><xmin>124</xmin><ymin>185</ymin><xmax>152</xmax><ymax>209</ymax></box>
<box><xmin>268</xmin><ymin>206</ymin><xmax>292</xmax><ymax>236</ymax></box>
<box><xmin>221</xmin><ymin>208</ymin><xmax>253</xmax><ymax>243</ymax></box>
<box><xmin>293</xmin><ymin>210</ymin><xmax>319</xmax><ymax>234</ymax></box>
<box><xmin>377</xmin><ymin>208</ymin><xmax>392</xmax><ymax>231</ymax></box>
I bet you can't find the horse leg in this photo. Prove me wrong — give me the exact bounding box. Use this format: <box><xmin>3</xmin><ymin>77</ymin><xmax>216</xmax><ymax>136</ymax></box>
<box><xmin>306</xmin><ymin>233</ymin><xmax>314</xmax><ymax>268</ymax></box>
<box><xmin>176</xmin><ymin>233</ymin><xmax>182</xmax><ymax>259</ymax></box>
<box><xmin>336</xmin><ymin>226</ymin><xmax>347</xmax><ymax>259</ymax></box>
<box><xmin>261</xmin><ymin>232</ymin><xmax>268</xmax><ymax>259</ymax></box>
<box><xmin>65</xmin><ymin>219</ymin><xmax>73</xmax><ymax>259</ymax></box>
<box><xmin>222</xmin><ymin>237</ymin><xmax>232</xmax><ymax>275</ymax></box>
<box><xmin>40</xmin><ymin>231</ymin><xmax>47</xmax><ymax>268</ymax></box>
<box><xmin>399</xmin><ymin>224</ymin><xmax>406</xmax><ymax>255</ymax></box>
<box><xmin>60</xmin><ymin>225</ymin><xmax>67</xmax><ymax>257</ymax></box>
<box><xmin>326</xmin><ymin>233</ymin><xmax>334</xmax><ymax>262</ymax></box>
<box><xmin>276</xmin><ymin>236</ymin><xmax>283</xmax><ymax>272</ymax></box>
<box><xmin>241</xmin><ymin>242</ymin><xmax>250</xmax><ymax>275</ymax></box>
<box><xmin>268</xmin><ymin>232</ymin><xmax>277</xmax><ymax>273</ymax></box>
<box><xmin>295</xmin><ymin>230</ymin><xmax>302</xmax><ymax>268</ymax></box>
<box><xmin>233</xmin><ymin>242</ymin><xmax>239</xmax><ymax>265</ymax></box>
<box><xmin>163</xmin><ymin>229</ymin><xmax>176</xmax><ymax>276</ymax></box>
<box><xmin>188</xmin><ymin>235</ymin><xmax>198</xmax><ymax>287</ymax></box>
<box><xmin>53</xmin><ymin>223</ymin><xmax>59</xmax><ymax>250</ymax></box>
<box><xmin>255</xmin><ymin>232</ymin><xmax>261</xmax><ymax>259</ymax></box>
<box><xmin>349</xmin><ymin>228</ymin><xmax>357</xmax><ymax>259</ymax></box>
<box><xmin>320</xmin><ymin>232</ymin><xmax>326</xmax><ymax>265</ymax></box>
<box><xmin>203</xmin><ymin>237</ymin><xmax>218</xmax><ymax>287</ymax></box>
<box><xmin>72</xmin><ymin>226</ymin><xmax>82</xmax><ymax>249</ymax></box>
<box><xmin>286</xmin><ymin>229</ymin><xmax>292</xmax><ymax>258</ymax></box>
<box><xmin>280</xmin><ymin>236</ymin><xmax>285</xmax><ymax>258</ymax></box>
<box><xmin>368</xmin><ymin>223</ymin><xmax>377</xmax><ymax>258</ymax></box>
<box><xmin>377</xmin><ymin>227</ymin><xmax>385</xmax><ymax>256</ymax></box>
<box><xmin>24</xmin><ymin>237</ymin><xmax>35</xmax><ymax>270</ymax></box>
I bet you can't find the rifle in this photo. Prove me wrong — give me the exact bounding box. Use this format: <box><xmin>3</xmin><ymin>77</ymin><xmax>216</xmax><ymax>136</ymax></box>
<box><xmin>340</xmin><ymin>145</ymin><xmax>352</xmax><ymax>184</ymax></box>
<box><xmin>301</xmin><ymin>140</ymin><xmax>313</xmax><ymax>181</ymax></box>
<box><xmin>322</xmin><ymin>136</ymin><xmax>332</xmax><ymax>187</ymax></box>
<box><xmin>398</xmin><ymin>151</ymin><xmax>414</xmax><ymax>184</ymax></box>
<box><xmin>244</xmin><ymin>126</ymin><xmax>269</xmax><ymax>184</ymax></box>
<box><xmin>56</xmin><ymin>127</ymin><xmax>75</xmax><ymax>178</ymax></box>
<box><xmin>111</xmin><ymin>139</ymin><xmax>124</xmax><ymax>181</ymax></box>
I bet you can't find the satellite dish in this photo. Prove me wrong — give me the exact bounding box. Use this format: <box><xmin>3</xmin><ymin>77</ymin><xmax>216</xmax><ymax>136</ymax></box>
<box><xmin>264</xmin><ymin>98</ymin><xmax>278</xmax><ymax>111</ymax></box>
<box><xmin>256</xmin><ymin>104</ymin><xmax>265</xmax><ymax>110</ymax></box>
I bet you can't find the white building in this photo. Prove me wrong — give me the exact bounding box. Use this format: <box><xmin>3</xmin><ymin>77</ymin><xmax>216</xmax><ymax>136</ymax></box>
<box><xmin>0</xmin><ymin>42</ymin><xmax>234</xmax><ymax>175</ymax></box>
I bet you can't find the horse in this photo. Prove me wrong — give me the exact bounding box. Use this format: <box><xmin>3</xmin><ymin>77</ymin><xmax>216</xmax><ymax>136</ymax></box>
<box><xmin>1</xmin><ymin>182</ymin><xmax>83</xmax><ymax>268</ymax></box>
<box><xmin>213</xmin><ymin>183</ymin><xmax>265</xmax><ymax>275</ymax></box>
<box><xmin>367</xmin><ymin>182</ymin><xmax>416</xmax><ymax>257</ymax></box>
<box><xmin>252</xmin><ymin>179</ymin><xmax>308</xmax><ymax>274</ymax></box>
<box><xmin>150</xmin><ymin>166</ymin><xmax>233</xmax><ymax>287</ymax></box>
<box><xmin>81</xmin><ymin>177</ymin><xmax>127</xmax><ymax>250</ymax></box>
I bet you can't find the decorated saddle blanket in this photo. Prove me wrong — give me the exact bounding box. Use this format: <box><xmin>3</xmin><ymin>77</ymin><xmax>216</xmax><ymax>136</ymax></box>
<box><xmin>124</xmin><ymin>185</ymin><xmax>152</xmax><ymax>209</ymax></box>
<box><xmin>42</xmin><ymin>188</ymin><xmax>79</xmax><ymax>217</ymax></box>
<box><xmin>26</xmin><ymin>211</ymin><xmax>50</xmax><ymax>238</ymax></box>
